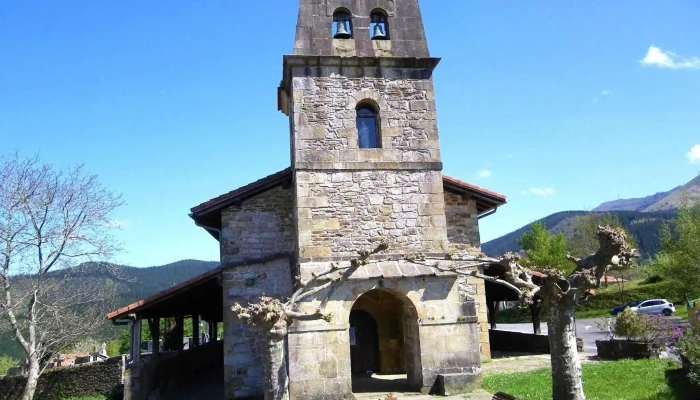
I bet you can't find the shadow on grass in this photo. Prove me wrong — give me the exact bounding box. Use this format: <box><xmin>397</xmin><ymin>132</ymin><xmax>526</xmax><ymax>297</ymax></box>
<box><xmin>642</xmin><ymin>367</ymin><xmax>700</xmax><ymax>400</ymax></box>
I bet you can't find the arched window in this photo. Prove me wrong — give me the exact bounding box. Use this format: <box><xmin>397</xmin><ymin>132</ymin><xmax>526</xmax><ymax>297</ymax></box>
<box><xmin>356</xmin><ymin>104</ymin><xmax>380</xmax><ymax>149</ymax></box>
<box><xmin>370</xmin><ymin>10</ymin><xmax>389</xmax><ymax>40</ymax></box>
<box><xmin>333</xmin><ymin>10</ymin><xmax>353</xmax><ymax>39</ymax></box>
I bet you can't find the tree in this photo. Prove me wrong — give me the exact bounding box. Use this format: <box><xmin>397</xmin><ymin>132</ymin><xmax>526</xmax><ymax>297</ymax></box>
<box><xmin>656</xmin><ymin>201</ymin><xmax>700</xmax><ymax>297</ymax></box>
<box><xmin>0</xmin><ymin>354</ymin><xmax>18</xmax><ymax>376</ymax></box>
<box><xmin>518</xmin><ymin>221</ymin><xmax>570</xmax><ymax>271</ymax></box>
<box><xmin>230</xmin><ymin>241</ymin><xmax>388</xmax><ymax>400</ymax></box>
<box><xmin>408</xmin><ymin>225</ymin><xmax>638</xmax><ymax>400</ymax></box>
<box><xmin>567</xmin><ymin>213</ymin><xmax>626</xmax><ymax>257</ymax></box>
<box><xmin>231</xmin><ymin>225</ymin><xmax>635</xmax><ymax>400</ymax></box>
<box><xmin>0</xmin><ymin>154</ymin><xmax>122</xmax><ymax>400</ymax></box>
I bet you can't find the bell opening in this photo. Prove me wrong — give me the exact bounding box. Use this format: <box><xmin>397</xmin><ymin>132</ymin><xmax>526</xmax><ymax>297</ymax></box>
<box><xmin>369</xmin><ymin>11</ymin><xmax>389</xmax><ymax>41</ymax></box>
<box><xmin>370</xmin><ymin>23</ymin><xmax>387</xmax><ymax>40</ymax></box>
<box><xmin>334</xmin><ymin>21</ymin><xmax>352</xmax><ymax>39</ymax></box>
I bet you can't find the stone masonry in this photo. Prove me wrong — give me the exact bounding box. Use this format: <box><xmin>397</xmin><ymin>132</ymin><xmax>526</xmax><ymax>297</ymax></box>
<box><xmin>221</xmin><ymin>184</ymin><xmax>295</xmax><ymax>265</ymax></box>
<box><xmin>291</xmin><ymin>76</ymin><xmax>440</xmax><ymax>164</ymax></box>
<box><xmin>297</xmin><ymin>169</ymin><xmax>448</xmax><ymax>260</ymax></box>
<box><xmin>444</xmin><ymin>191</ymin><xmax>481</xmax><ymax>254</ymax></box>
<box><xmin>222</xmin><ymin>257</ymin><xmax>294</xmax><ymax>399</ymax></box>
<box><xmin>188</xmin><ymin>0</ymin><xmax>508</xmax><ymax>398</ymax></box>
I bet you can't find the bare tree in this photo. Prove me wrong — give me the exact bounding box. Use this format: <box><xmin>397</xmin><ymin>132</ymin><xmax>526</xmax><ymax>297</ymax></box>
<box><xmin>231</xmin><ymin>241</ymin><xmax>388</xmax><ymax>400</ymax></box>
<box><xmin>408</xmin><ymin>226</ymin><xmax>638</xmax><ymax>400</ymax></box>
<box><xmin>0</xmin><ymin>154</ymin><xmax>122</xmax><ymax>400</ymax></box>
<box><xmin>232</xmin><ymin>226</ymin><xmax>635</xmax><ymax>400</ymax></box>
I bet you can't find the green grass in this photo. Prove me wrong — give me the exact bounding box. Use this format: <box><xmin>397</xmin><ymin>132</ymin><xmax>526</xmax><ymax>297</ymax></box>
<box><xmin>483</xmin><ymin>359</ymin><xmax>695</xmax><ymax>400</ymax></box>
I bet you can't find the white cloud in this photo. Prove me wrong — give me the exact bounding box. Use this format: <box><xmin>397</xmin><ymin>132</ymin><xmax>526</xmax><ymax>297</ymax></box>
<box><xmin>523</xmin><ymin>188</ymin><xmax>556</xmax><ymax>197</ymax></box>
<box><xmin>476</xmin><ymin>169</ymin><xmax>492</xmax><ymax>179</ymax></box>
<box><xmin>593</xmin><ymin>89</ymin><xmax>612</xmax><ymax>104</ymax></box>
<box><xmin>640</xmin><ymin>46</ymin><xmax>700</xmax><ymax>70</ymax></box>
<box><xmin>688</xmin><ymin>145</ymin><xmax>700</xmax><ymax>164</ymax></box>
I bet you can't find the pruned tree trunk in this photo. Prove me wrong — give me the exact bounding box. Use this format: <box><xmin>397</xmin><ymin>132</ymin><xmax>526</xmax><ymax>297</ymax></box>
<box><xmin>21</xmin><ymin>353</ymin><xmax>39</xmax><ymax>400</ymax></box>
<box><xmin>547</xmin><ymin>301</ymin><xmax>584</xmax><ymax>400</ymax></box>
<box><xmin>262</xmin><ymin>329</ymin><xmax>289</xmax><ymax>400</ymax></box>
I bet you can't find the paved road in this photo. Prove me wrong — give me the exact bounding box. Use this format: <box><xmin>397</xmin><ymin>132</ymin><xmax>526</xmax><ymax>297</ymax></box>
<box><xmin>497</xmin><ymin>318</ymin><xmax>616</xmax><ymax>352</ymax></box>
<box><xmin>497</xmin><ymin>316</ymin><xmax>685</xmax><ymax>353</ymax></box>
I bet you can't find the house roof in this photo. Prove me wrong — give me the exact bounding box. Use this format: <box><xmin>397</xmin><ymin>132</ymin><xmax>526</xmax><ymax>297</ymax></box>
<box><xmin>106</xmin><ymin>267</ymin><xmax>222</xmax><ymax>321</ymax></box>
<box><xmin>189</xmin><ymin>167</ymin><xmax>507</xmax><ymax>240</ymax></box>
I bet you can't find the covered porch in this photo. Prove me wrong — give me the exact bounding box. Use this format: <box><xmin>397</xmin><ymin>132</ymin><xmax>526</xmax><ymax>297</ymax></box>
<box><xmin>107</xmin><ymin>267</ymin><xmax>224</xmax><ymax>400</ymax></box>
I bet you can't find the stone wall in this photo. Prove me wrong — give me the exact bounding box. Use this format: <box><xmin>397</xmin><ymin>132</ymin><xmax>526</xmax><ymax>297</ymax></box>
<box><xmin>296</xmin><ymin>169</ymin><xmax>448</xmax><ymax>261</ymax></box>
<box><xmin>124</xmin><ymin>341</ymin><xmax>223</xmax><ymax>400</ymax></box>
<box><xmin>221</xmin><ymin>257</ymin><xmax>293</xmax><ymax>399</ymax></box>
<box><xmin>287</xmin><ymin>274</ymin><xmax>483</xmax><ymax>399</ymax></box>
<box><xmin>293</xmin><ymin>0</ymin><xmax>430</xmax><ymax>58</ymax></box>
<box><xmin>0</xmin><ymin>356</ymin><xmax>124</xmax><ymax>400</ymax></box>
<box><xmin>444</xmin><ymin>191</ymin><xmax>481</xmax><ymax>254</ymax></box>
<box><xmin>465</xmin><ymin>274</ymin><xmax>491</xmax><ymax>359</ymax></box>
<box><xmin>220</xmin><ymin>184</ymin><xmax>295</xmax><ymax>265</ymax></box>
<box><xmin>291</xmin><ymin>75</ymin><xmax>441</xmax><ymax>166</ymax></box>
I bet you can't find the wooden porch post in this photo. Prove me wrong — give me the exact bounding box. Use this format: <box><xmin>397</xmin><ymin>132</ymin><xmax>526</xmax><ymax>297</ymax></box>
<box><xmin>209</xmin><ymin>321</ymin><xmax>218</xmax><ymax>342</ymax></box>
<box><xmin>131</xmin><ymin>318</ymin><xmax>142</xmax><ymax>363</ymax></box>
<box><xmin>192</xmin><ymin>315</ymin><xmax>200</xmax><ymax>347</ymax></box>
<box><xmin>148</xmin><ymin>318</ymin><xmax>160</xmax><ymax>357</ymax></box>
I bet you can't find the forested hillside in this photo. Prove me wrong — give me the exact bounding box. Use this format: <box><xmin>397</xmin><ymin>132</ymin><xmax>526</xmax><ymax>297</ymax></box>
<box><xmin>482</xmin><ymin>210</ymin><xmax>676</xmax><ymax>258</ymax></box>
<box><xmin>0</xmin><ymin>259</ymin><xmax>218</xmax><ymax>360</ymax></box>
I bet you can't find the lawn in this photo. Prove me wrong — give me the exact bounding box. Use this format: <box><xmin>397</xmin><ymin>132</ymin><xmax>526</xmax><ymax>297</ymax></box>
<box><xmin>483</xmin><ymin>359</ymin><xmax>695</xmax><ymax>400</ymax></box>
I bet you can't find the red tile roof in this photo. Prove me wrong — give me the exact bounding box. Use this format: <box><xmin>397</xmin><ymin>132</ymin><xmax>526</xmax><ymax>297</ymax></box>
<box><xmin>190</xmin><ymin>167</ymin><xmax>293</xmax><ymax>215</ymax></box>
<box><xmin>442</xmin><ymin>174</ymin><xmax>506</xmax><ymax>201</ymax></box>
<box><xmin>106</xmin><ymin>267</ymin><xmax>221</xmax><ymax>320</ymax></box>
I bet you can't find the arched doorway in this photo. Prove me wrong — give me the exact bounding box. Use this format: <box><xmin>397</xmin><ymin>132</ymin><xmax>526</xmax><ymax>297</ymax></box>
<box><xmin>349</xmin><ymin>288</ymin><xmax>422</xmax><ymax>393</ymax></box>
<box><xmin>349</xmin><ymin>310</ymin><xmax>380</xmax><ymax>374</ymax></box>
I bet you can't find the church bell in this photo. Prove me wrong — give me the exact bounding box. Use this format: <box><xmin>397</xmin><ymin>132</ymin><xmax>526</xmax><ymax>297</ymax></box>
<box><xmin>334</xmin><ymin>21</ymin><xmax>352</xmax><ymax>39</ymax></box>
<box><xmin>371</xmin><ymin>24</ymin><xmax>387</xmax><ymax>40</ymax></box>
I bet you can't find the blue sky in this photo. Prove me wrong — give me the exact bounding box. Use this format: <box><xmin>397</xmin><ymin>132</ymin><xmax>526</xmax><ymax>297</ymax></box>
<box><xmin>2</xmin><ymin>1</ymin><xmax>698</xmax><ymax>267</ymax></box>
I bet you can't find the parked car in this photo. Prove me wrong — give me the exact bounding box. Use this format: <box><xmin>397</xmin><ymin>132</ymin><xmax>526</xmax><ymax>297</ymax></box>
<box><xmin>610</xmin><ymin>300</ymin><xmax>646</xmax><ymax>316</ymax></box>
<box><xmin>629</xmin><ymin>299</ymin><xmax>676</xmax><ymax>316</ymax></box>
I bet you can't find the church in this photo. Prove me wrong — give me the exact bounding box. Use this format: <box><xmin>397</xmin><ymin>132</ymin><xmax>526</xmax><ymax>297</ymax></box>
<box><xmin>110</xmin><ymin>1</ymin><xmax>508</xmax><ymax>399</ymax></box>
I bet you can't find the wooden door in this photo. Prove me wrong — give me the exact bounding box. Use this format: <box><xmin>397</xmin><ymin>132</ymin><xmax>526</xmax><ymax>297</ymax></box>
<box><xmin>349</xmin><ymin>310</ymin><xmax>380</xmax><ymax>375</ymax></box>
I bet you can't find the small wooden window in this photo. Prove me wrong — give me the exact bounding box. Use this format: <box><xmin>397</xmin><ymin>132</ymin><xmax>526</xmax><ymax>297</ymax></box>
<box><xmin>357</xmin><ymin>105</ymin><xmax>380</xmax><ymax>149</ymax></box>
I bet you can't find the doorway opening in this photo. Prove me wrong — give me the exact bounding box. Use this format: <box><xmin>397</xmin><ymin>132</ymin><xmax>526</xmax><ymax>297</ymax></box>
<box><xmin>349</xmin><ymin>289</ymin><xmax>422</xmax><ymax>393</ymax></box>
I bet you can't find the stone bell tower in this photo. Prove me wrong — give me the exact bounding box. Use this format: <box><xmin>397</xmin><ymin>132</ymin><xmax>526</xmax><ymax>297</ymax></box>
<box><xmin>278</xmin><ymin>0</ymin><xmax>448</xmax><ymax>263</ymax></box>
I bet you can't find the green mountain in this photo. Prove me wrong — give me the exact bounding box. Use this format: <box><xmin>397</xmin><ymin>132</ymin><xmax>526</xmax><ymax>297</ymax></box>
<box><xmin>594</xmin><ymin>175</ymin><xmax>700</xmax><ymax>212</ymax></box>
<box><xmin>0</xmin><ymin>259</ymin><xmax>219</xmax><ymax>360</ymax></box>
<box><xmin>482</xmin><ymin>210</ymin><xmax>676</xmax><ymax>258</ymax></box>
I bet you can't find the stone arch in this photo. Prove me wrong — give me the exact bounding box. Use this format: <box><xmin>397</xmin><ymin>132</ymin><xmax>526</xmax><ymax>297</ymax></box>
<box><xmin>349</xmin><ymin>287</ymin><xmax>423</xmax><ymax>391</ymax></box>
<box><xmin>346</xmin><ymin>90</ymin><xmax>391</xmax><ymax>149</ymax></box>
<box><xmin>346</xmin><ymin>89</ymin><xmax>390</xmax><ymax>115</ymax></box>
<box><xmin>370</xmin><ymin>8</ymin><xmax>390</xmax><ymax>40</ymax></box>
<box><xmin>332</xmin><ymin>8</ymin><xmax>353</xmax><ymax>39</ymax></box>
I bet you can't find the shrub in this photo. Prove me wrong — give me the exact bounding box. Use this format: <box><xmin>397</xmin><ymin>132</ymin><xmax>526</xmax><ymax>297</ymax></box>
<box><xmin>614</xmin><ymin>309</ymin><xmax>651</xmax><ymax>341</ymax></box>
<box><xmin>675</xmin><ymin>326</ymin><xmax>700</xmax><ymax>386</ymax></box>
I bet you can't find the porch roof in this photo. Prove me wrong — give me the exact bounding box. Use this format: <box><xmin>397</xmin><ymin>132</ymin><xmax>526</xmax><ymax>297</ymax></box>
<box><xmin>106</xmin><ymin>267</ymin><xmax>223</xmax><ymax>322</ymax></box>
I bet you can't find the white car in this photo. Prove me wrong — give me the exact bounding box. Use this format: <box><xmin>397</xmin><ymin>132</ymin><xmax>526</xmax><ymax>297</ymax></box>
<box><xmin>629</xmin><ymin>299</ymin><xmax>676</xmax><ymax>316</ymax></box>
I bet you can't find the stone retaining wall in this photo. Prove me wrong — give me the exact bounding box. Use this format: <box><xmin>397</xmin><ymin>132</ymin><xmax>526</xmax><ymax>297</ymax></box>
<box><xmin>0</xmin><ymin>356</ymin><xmax>124</xmax><ymax>400</ymax></box>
